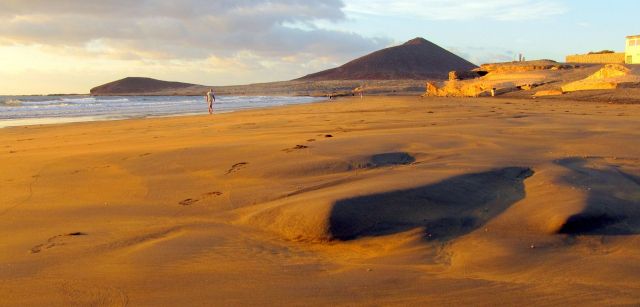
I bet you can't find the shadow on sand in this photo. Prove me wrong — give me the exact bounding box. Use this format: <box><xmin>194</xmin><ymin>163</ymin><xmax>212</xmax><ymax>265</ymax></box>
<box><xmin>328</xmin><ymin>167</ymin><xmax>534</xmax><ymax>241</ymax></box>
<box><xmin>556</xmin><ymin>157</ymin><xmax>640</xmax><ymax>236</ymax></box>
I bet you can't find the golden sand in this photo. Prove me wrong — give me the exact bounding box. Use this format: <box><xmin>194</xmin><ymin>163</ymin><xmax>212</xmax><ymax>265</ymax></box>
<box><xmin>1</xmin><ymin>96</ymin><xmax>639</xmax><ymax>305</ymax></box>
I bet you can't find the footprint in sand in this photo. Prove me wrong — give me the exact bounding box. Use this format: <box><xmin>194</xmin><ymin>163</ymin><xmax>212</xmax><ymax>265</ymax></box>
<box><xmin>178</xmin><ymin>198</ymin><xmax>199</xmax><ymax>206</ymax></box>
<box><xmin>178</xmin><ymin>192</ymin><xmax>223</xmax><ymax>206</ymax></box>
<box><xmin>30</xmin><ymin>232</ymin><xmax>87</xmax><ymax>254</ymax></box>
<box><xmin>282</xmin><ymin>145</ymin><xmax>309</xmax><ymax>153</ymax></box>
<box><xmin>226</xmin><ymin>162</ymin><xmax>248</xmax><ymax>174</ymax></box>
<box><xmin>203</xmin><ymin>191</ymin><xmax>223</xmax><ymax>198</ymax></box>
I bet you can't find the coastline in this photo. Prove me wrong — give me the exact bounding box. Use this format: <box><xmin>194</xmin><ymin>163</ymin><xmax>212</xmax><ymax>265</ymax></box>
<box><xmin>0</xmin><ymin>95</ymin><xmax>327</xmax><ymax>129</ymax></box>
<box><xmin>2</xmin><ymin>96</ymin><xmax>640</xmax><ymax>305</ymax></box>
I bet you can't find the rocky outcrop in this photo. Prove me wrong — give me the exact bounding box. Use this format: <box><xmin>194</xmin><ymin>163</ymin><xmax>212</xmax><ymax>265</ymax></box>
<box><xmin>423</xmin><ymin>79</ymin><xmax>548</xmax><ymax>98</ymax></box>
<box><xmin>562</xmin><ymin>64</ymin><xmax>639</xmax><ymax>92</ymax></box>
<box><xmin>424</xmin><ymin>82</ymin><xmax>440</xmax><ymax>96</ymax></box>
<box><xmin>448</xmin><ymin>70</ymin><xmax>487</xmax><ymax>81</ymax></box>
<box><xmin>586</xmin><ymin>64</ymin><xmax>630</xmax><ymax>79</ymax></box>
<box><xmin>423</xmin><ymin>81</ymin><xmax>493</xmax><ymax>97</ymax></box>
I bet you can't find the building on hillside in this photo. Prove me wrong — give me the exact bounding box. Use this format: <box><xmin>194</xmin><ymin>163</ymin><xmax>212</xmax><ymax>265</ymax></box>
<box><xmin>626</xmin><ymin>35</ymin><xmax>640</xmax><ymax>64</ymax></box>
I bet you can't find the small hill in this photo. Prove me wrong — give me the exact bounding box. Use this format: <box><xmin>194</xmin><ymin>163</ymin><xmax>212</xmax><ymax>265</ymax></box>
<box><xmin>296</xmin><ymin>37</ymin><xmax>478</xmax><ymax>81</ymax></box>
<box><xmin>90</xmin><ymin>77</ymin><xmax>201</xmax><ymax>96</ymax></box>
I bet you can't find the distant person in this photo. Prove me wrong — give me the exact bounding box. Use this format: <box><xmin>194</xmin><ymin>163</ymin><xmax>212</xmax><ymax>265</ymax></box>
<box><xmin>352</xmin><ymin>85</ymin><xmax>364</xmax><ymax>99</ymax></box>
<box><xmin>205</xmin><ymin>88</ymin><xmax>216</xmax><ymax>114</ymax></box>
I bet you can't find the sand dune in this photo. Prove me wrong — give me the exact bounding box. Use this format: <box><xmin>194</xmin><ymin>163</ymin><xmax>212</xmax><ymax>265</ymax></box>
<box><xmin>328</xmin><ymin>167</ymin><xmax>533</xmax><ymax>241</ymax></box>
<box><xmin>555</xmin><ymin>157</ymin><xmax>640</xmax><ymax>235</ymax></box>
<box><xmin>1</xmin><ymin>96</ymin><xmax>640</xmax><ymax>305</ymax></box>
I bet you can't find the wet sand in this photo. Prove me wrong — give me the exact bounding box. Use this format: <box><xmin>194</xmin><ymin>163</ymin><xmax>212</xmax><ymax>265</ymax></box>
<box><xmin>1</xmin><ymin>96</ymin><xmax>639</xmax><ymax>305</ymax></box>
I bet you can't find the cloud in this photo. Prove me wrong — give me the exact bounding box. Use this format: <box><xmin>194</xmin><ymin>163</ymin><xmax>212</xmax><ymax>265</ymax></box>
<box><xmin>344</xmin><ymin>0</ymin><xmax>566</xmax><ymax>21</ymax></box>
<box><xmin>0</xmin><ymin>0</ymin><xmax>389</xmax><ymax>61</ymax></box>
<box><xmin>0</xmin><ymin>0</ymin><xmax>566</xmax><ymax>94</ymax></box>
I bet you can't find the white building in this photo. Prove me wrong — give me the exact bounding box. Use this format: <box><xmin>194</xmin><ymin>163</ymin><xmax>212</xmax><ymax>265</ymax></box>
<box><xmin>626</xmin><ymin>35</ymin><xmax>640</xmax><ymax>64</ymax></box>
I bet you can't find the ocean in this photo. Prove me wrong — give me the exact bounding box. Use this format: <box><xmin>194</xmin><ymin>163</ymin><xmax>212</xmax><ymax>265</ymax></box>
<box><xmin>0</xmin><ymin>95</ymin><xmax>325</xmax><ymax>128</ymax></box>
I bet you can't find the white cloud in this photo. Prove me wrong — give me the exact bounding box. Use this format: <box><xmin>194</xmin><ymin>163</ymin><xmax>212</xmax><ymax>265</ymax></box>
<box><xmin>0</xmin><ymin>0</ymin><xmax>396</xmax><ymax>93</ymax></box>
<box><xmin>344</xmin><ymin>0</ymin><xmax>566</xmax><ymax>21</ymax></box>
<box><xmin>0</xmin><ymin>0</ymin><xmax>389</xmax><ymax>60</ymax></box>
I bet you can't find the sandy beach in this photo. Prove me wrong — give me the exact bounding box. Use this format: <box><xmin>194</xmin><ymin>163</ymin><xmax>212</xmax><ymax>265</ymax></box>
<box><xmin>1</xmin><ymin>96</ymin><xmax>640</xmax><ymax>305</ymax></box>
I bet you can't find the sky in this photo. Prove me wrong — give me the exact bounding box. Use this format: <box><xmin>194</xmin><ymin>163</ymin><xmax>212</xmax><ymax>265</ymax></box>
<box><xmin>0</xmin><ymin>0</ymin><xmax>638</xmax><ymax>95</ymax></box>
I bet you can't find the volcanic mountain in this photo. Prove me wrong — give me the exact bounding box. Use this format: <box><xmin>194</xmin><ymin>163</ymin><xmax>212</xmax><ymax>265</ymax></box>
<box><xmin>297</xmin><ymin>37</ymin><xmax>478</xmax><ymax>80</ymax></box>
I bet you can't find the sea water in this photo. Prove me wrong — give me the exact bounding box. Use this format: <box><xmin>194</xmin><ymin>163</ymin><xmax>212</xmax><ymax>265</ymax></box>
<box><xmin>0</xmin><ymin>95</ymin><xmax>324</xmax><ymax>128</ymax></box>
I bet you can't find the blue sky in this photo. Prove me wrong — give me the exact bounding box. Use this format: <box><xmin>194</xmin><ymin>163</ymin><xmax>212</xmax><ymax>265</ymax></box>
<box><xmin>334</xmin><ymin>0</ymin><xmax>639</xmax><ymax>63</ymax></box>
<box><xmin>0</xmin><ymin>0</ymin><xmax>638</xmax><ymax>94</ymax></box>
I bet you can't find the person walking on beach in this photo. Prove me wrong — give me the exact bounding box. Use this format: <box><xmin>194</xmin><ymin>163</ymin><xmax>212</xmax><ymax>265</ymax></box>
<box><xmin>357</xmin><ymin>85</ymin><xmax>365</xmax><ymax>99</ymax></box>
<box><xmin>205</xmin><ymin>88</ymin><xmax>216</xmax><ymax>114</ymax></box>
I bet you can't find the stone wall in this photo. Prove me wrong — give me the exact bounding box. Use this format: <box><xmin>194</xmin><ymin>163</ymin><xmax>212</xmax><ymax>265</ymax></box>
<box><xmin>566</xmin><ymin>53</ymin><xmax>625</xmax><ymax>64</ymax></box>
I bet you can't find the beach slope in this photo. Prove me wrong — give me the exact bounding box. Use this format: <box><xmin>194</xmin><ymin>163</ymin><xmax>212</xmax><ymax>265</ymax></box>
<box><xmin>1</xmin><ymin>96</ymin><xmax>640</xmax><ymax>305</ymax></box>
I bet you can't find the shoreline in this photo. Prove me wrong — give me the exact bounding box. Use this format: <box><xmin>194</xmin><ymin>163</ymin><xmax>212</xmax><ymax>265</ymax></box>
<box><xmin>1</xmin><ymin>93</ymin><xmax>635</xmax><ymax>131</ymax></box>
<box><xmin>0</xmin><ymin>95</ymin><xmax>328</xmax><ymax>129</ymax></box>
<box><xmin>0</xmin><ymin>94</ymin><xmax>628</xmax><ymax>129</ymax></box>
